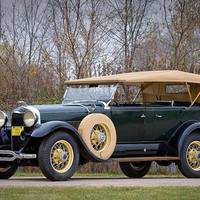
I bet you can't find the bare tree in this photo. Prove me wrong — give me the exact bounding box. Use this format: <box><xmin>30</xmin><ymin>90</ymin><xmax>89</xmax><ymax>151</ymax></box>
<box><xmin>106</xmin><ymin>0</ymin><xmax>157</xmax><ymax>72</ymax></box>
<box><xmin>0</xmin><ymin>0</ymin><xmax>53</xmax><ymax>107</ymax></box>
<box><xmin>163</xmin><ymin>0</ymin><xmax>200</xmax><ymax>71</ymax></box>
<box><xmin>49</xmin><ymin>0</ymin><xmax>115</xmax><ymax>80</ymax></box>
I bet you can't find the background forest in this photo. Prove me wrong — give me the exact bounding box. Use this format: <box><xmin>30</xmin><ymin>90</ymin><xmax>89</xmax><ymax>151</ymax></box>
<box><xmin>0</xmin><ymin>0</ymin><xmax>200</xmax><ymax>111</ymax></box>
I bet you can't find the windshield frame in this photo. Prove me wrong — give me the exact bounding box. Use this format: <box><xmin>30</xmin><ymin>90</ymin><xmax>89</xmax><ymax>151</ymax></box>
<box><xmin>62</xmin><ymin>84</ymin><xmax>118</xmax><ymax>106</ymax></box>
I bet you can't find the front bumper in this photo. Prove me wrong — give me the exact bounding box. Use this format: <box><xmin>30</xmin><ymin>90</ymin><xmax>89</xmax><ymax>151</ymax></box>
<box><xmin>0</xmin><ymin>150</ymin><xmax>37</xmax><ymax>162</ymax></box>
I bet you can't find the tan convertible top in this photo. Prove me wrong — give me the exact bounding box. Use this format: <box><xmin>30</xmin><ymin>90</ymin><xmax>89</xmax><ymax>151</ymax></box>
<box><xmin>65</xmin><ymin>70</ymin><xmax>200</xmax><ymax>106</ymax></box>
<box><xmin>65</xmin><ymin>70</ymin><xmax>200</xmax><ymax>86</ymax></box>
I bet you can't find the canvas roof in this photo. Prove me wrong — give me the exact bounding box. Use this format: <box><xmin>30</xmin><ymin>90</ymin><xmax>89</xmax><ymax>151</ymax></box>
<box><xmin>65</xmin><ymin>70</ymin><xmax>200</xmax><ymax>86</ymax></box>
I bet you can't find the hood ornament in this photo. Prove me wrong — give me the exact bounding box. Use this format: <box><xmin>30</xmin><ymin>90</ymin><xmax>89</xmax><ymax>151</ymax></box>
<box><xmin>17</xmin><ymin>101</ymin><xmax>28</xmax><ymax>107</ymax></box>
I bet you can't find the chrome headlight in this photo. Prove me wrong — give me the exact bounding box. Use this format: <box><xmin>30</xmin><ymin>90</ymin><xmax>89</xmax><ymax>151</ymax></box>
<box><xmin>0</xmin><ymin>111</ymin><xmax>8</xmax><ymax>128</ymax></box>
<box><xmin>23</xmin><ymin>110</ymin><xmax>37</xmax><ymax>127</ymax></box>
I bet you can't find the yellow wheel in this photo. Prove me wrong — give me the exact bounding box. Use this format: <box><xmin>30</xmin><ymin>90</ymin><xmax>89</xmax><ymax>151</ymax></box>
<box><xmin>78</xmin><ymin>114</ymin><xmax>116</xmax><ymax>160</ymax></box>
<box><xmin>178</xmin><ymin>133</ymin><xmax>200</xmax><ymax>178</ymax></box>
<box><xmin>119</xmin><ymin>162</ymin><xmax>151</xmax><ymax>178</ymax></box>
<box><xmin>50</xmin><ymin>140</ymin><xmax>74</xmax><ymax>173</ymax></box>
<box><xmin>0</xmin><ymin>164</ymin><xmax>18</xmax><ymax>179</ymax></box>
<box><xmin>186</xmin><ymin>141</ymin><xmax>200</xmax><ymax>171</ymax></box>
<box><xmin>38</xmin><ymin>131</ymin><xmax>79</xmax><ymax>181</ymax></box>
<box><xmin>90</xmin><ymin>124</ymin><xmax>110</xmax><ymax>151</ymax></box>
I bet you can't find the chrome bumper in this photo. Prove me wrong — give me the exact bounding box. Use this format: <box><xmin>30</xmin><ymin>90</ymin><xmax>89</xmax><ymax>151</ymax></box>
<box><xmin>0</xmin><ymin>150</ymin><xmax>37</xmax><ymax>162</ymax></box>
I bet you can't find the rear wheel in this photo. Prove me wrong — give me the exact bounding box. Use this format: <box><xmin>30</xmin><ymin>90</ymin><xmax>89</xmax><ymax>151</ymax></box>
<box><xmin>119</xmin><ymin>162</ymin><xmax>151</xmax><ymax>178</ymax></box>
<box><xmin>38</xmin><ymin>131</ymin><xmax>79</xmax><ymax>181</ymax></box>
<box><xmin>0</xmin><ymin>164</ymin><xmax>18</xmax><ymax>179</ymax></box>
<box><xmin>178</xmin><ymin>133</ymin><xmax>200</xmax><ymax>178</ymax></box>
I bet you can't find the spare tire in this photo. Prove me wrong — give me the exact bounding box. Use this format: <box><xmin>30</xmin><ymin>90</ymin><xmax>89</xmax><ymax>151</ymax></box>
<box><xmin>78</xmin><ymin>113</ymin><xmax>116</xmax><ymax>160</ymax></box>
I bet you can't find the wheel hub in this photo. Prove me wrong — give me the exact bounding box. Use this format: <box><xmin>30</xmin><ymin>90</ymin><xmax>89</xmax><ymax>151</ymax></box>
<box><xmin>99</xmin><ymin>132</ymin><xmax>106</xmax><ymax>143</ymax></box>
<box><xmin>53</xmin><ymin>149</ymin><xmax>68</xmax><ymax>165</ymax></box>
<box><xmin>61</xmin><ymin>152</ymin><xmax>68</xmax><ymax>162</ymax></box>
<box><xmin>91</xmin><ymin>130</ymin><xmax>105</xmax><ymax>144</ymax></box>
<box><xmin>90</xmin><ymin>125</ymin><xmax>108</xmax><ymax>151</ymax></box>
<box><xmin>196</xmin><ymin>151</ymin><xmax>200</xmax><ymax>161</ymax></box>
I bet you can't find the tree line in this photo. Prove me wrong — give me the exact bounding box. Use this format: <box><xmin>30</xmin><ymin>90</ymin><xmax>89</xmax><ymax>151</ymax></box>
<box><xmin>0</xmin><ymin>0</ymin><xmax>200</xmax><ymax>110</ymax></box>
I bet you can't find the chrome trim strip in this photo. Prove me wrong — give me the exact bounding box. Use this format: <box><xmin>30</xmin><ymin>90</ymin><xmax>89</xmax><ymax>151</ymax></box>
<box><xmin>0</xmin><ymin>150</ymin><xmax>37</xmax><ymax>162</ymax></box>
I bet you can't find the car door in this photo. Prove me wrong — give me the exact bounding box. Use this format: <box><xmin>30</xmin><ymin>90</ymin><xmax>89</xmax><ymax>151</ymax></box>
<box><xmin>110</xmin><ymin>105</ymin><xmax>145</xmax><ymax>143</ymax></box>
<box><xmin>144</xmin><ymin>105</ymin><xmax>182</xmax><ymax>141</ymax></box>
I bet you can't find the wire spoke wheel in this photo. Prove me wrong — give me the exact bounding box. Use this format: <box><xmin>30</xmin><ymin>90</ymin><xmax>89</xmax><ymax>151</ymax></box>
<box><xmin>178</xmin><ymin>133</ymin><xmax>200</xmax><ymax>178</ymax></box>
<box><xmin>38</xmin><ymin>132</ymin><xmax>79</xmax><ymax>181</ymax></box>
<box><xmin>0</xmin><ymin>164</ymin><xmax>18</xmax><ymax>179</ymax></box>
<box><xmin>119</xmin><ymin>162</ymin><xmax>151</xmax><ymax>178</ymax></box>
<box><xmin>50</xmin><ymin>140</ymin><xmax>74</xmax><ymax>173</ymax></box>
<box><xmin>90</xmin><ymin>124</ymin><xmax>110</xmax><ymax>152</ymax></box>
<box><xmin>186</xmin><ymin>141</ymin><xmax>200</xmax><ymax>171</ymax></box>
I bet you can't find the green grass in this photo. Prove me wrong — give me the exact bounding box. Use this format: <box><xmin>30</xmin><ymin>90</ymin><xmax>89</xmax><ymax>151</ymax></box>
<box><xmin>14</xmin><ymin>171</ymin><xmax>183</xmax><ymax>178</ymax></box>
<box><xmin>0</xmin><ymin>187</ymin><xmax>199</xmax><ymax>200</ymax></box>
<box><xmin>3</xmin><ymin>172</ymin><xmax>198</xmax><ymax>200</ymax></box>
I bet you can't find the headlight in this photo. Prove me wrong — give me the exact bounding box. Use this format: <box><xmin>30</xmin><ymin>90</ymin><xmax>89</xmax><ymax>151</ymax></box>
<box><xmin>0</xmin><ymin>111</ymin><xmax>8</xmax><ymax>128</ymax></box>
<box><xmin>23</xmin><ymin>110</ymin><xmax>37</xmax><ymax>127</ymax></box>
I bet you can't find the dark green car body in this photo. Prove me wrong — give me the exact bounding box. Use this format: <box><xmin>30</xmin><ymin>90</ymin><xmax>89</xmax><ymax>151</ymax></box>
<box><xmin>1</xmin><ymin>70</ymin><xmax>200</xmax><ymax>180</ymax></box>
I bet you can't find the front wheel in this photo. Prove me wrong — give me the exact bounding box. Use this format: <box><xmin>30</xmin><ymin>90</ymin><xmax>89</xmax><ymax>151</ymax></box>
<box><xmin>38</xmin><ymin>131</ymin><xmax>79</xmax><ymax>181</ymax></box>
<box><xmin>0</xmin><ymin>164</ymin><xmax>18</xmax><ymax>179</ymax></box>
<box><xmin>178</xmin><ymin>133</ymin><xmax>200</xmax><ymax>178</ymax></box>
<box><xmin>119</xmin><ymin>161</ymin><xmax>151</xmax><ymax>178</ymax></box>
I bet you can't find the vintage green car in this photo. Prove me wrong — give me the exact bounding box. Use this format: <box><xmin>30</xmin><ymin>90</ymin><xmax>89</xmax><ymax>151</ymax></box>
<box><xmin>1</xmin><ymin>70</ymin><xmax>200</xmax><ymax>181</ymax></box>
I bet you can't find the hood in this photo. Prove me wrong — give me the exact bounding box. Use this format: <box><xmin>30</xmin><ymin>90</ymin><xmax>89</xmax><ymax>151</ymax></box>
<box><xmin>13</xmin><ymin>104</ymin><xmax>90</xmax><ymax>124</ymax></box>
<box><xmin>34</xmin><ymin>104</ymin><xmax>90</xmax><ymax>123</ymax></box>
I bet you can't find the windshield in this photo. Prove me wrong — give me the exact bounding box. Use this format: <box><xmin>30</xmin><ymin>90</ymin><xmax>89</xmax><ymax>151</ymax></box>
<box><xmin>62</xmin><ymin>85</ymin><xmax>117</xmax><ymax>104</ymax></box>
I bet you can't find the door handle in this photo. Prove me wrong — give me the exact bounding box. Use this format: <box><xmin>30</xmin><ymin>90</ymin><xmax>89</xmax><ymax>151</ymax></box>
<box><xmin>140</xmin><ymin>114</ymin><xmax>146</xmax><ymax>118</ymax></box>
<box><xmin>156</xmin><ymin>114</ymin><xmax>162</xmax><ymax>118</ymax></box>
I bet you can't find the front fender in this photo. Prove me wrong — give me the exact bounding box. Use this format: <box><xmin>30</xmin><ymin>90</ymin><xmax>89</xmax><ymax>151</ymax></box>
<box><xmin>0</xmin><ymin>124</ymin><xmax>11</xmax><ymax>146</ymax></box>
<box><xmin>0</xmin><ymin>129</ymin><xmax>10</xmax><ymax>146</ymax></box>
<box><xmin>31</xmin><ymin>121</ymin><xmax>79</xmax><ymax>138</ymax></box>
<box><xmin>30</xmin><ymin>121</ymin><xmax>103</xmax><ymax>162</ymax></box>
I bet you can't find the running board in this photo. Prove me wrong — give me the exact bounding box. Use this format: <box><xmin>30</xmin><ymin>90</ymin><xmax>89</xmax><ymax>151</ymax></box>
<box><xmin>112</xmin><ymin>156</ymin><xmax>180</xmax><ymax>162</ymax></box>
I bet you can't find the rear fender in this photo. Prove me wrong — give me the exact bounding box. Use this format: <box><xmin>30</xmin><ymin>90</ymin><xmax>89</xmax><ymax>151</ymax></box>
<box><xmin>177</xmin><ymin>122</ymin><xmax>200</xmax><ymax>157</ymax></box>
<box><xmin>29</xmin><ymin>121</ymin><xmax>103</xmax><ymax>162</ymax></box>
<box><xmin>169</xmin><ymin>120</ymin><xmax>200</xmax><ymax>157</ymax></box>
